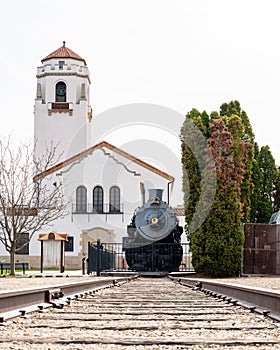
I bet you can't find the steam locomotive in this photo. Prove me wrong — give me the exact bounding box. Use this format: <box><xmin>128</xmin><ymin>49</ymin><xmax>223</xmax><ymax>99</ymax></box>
<box><xmin>123</xmin><ymin>189</ymin><xmax>183</xmax><ymax>272</ymax></box>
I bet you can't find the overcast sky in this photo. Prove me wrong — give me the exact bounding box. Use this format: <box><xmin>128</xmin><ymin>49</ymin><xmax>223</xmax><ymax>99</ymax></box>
<box><xmin>1</xmin><ymin>0</ymin><xmax>279</xmax><ymax>164</ymax></box>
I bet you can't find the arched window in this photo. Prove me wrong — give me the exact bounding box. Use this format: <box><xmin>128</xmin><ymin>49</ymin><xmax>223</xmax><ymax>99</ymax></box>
<box><xmin>76</xmin><ymin>186</ymin><xmax>87</xmax><ymax>213</ymax></box>
<box><xmin>93</xmin><ymin>186</ymin><xmax>103</xmax><ymax>213</ymax></box>
<box><xmin>109</xmin><ymin>186</ymin><xmax>120</xmax><ymax>212</ymax></box>
<box><xmin>55</xmin><ymin>81</ymin><xmax>66</xmax><ymax>102</ymax></box>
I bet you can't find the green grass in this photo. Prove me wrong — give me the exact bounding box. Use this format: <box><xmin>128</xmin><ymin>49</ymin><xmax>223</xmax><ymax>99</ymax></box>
<box><xmin>0</xmin><ymin>269</ymin><xmax>27</xmax><ymax>276</ymax></box>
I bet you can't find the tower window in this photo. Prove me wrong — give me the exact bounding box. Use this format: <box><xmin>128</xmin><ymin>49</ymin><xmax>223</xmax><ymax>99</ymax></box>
<box><xmin>59</xmin><ymin>61</ymin><xmax>65</xmax><ymax>69</ymax></box>
<box><xmin>56</xmin><ymin>81</ymin><xmax>66</xmax><ymax>102</ymax></box>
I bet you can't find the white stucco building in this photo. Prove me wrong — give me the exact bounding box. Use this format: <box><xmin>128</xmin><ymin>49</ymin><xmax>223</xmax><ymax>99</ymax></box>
<box><xmin>0</xmin><ymin>43</ymin><xmax>185</xmax><ymax>270</ymax></box>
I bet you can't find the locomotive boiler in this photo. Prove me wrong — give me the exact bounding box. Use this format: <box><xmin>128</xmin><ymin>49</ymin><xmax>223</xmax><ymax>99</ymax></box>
<box><xmin>123</xmin><ymin>189</ymin><xmax>183</xmax><ymax>272</ymax></box>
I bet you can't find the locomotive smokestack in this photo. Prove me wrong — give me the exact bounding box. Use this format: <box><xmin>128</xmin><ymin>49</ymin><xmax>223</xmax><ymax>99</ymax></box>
<box><xmin>148</xmin><ymin>189</ymin><xmax>163</xmax><ymax>201</ymax></box>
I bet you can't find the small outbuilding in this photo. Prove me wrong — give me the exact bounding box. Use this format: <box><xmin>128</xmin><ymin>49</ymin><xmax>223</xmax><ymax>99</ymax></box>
<box><xmin>38</xmin><ymin>231</ymin><xmax>68</xmax><ymax>273</ymax></box>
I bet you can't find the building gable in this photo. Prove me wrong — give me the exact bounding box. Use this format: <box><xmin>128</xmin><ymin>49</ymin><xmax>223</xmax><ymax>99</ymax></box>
<box><xmin>34</xmin><ymin>141</ymin><xmax>174</xmax><ymax>183</ymax></box>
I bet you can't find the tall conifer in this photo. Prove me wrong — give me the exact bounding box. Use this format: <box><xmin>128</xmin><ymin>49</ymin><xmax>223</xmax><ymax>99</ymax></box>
<box><xmin>181</xmin><ymin>101</ymin><xmax>253</xmax><ymax>276</ymax></box>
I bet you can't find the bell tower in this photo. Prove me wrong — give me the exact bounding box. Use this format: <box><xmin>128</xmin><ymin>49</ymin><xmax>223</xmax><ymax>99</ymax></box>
<box><xmin>34</xmin><ymin>42</ymin><xmax>92</xmax><ymax>162</ymax></box>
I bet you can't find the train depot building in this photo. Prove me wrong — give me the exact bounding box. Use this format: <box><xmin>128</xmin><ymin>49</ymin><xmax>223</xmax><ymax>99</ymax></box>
<box><xmin>0</xmin><ymin>42</ymin><xmax>279</xmax><ymax>275</ymax></box>
<box><xmin>0</xmin><ymin>43</ymin><xmax>185</xmax><ymax>271</ymax></box>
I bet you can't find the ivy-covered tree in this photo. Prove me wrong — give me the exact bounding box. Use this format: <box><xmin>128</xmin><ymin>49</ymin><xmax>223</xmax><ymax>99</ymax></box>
<box><xmin>220</xmin><ymin>101</ymin><xmax>254</xmax><ymax>222</ymax></box>
<box><xmin>203</xmin><ymin>118</ymin><xmax>245</xmax><ymax>276</ymax></box>
<box><xmin>181</xmin><ymin>101</ymin><xmax>253</xmax><ymax>277</ymax></box>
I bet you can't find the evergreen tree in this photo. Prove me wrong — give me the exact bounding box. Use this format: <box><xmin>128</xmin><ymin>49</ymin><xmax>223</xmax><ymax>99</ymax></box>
<box><xmin>255</xmin><ymin>145</ymin><xmax>277</xmax><ymax>222</ymax></box>
<box><xmin>219</xmin><ymin>101</ymin><xmax>254</xmax><ymax>222</ymax></box>
<box><xmin>273</xmin><ymin>167</ymin><xmax>280</xmax><ymax>212</ymax></box>
<box><xmin>197</xmin><ymin>189</ymin><xmax>243</xmax><ymax>277</ymax></box>
<box><xmin>181</xmin><ymin>108</ymin><xmax>213</xmax><ymax>235</ymax></box>
<box><xmin>181</xmin><ymin>101</ymin><xmax>254</xmax><ymax>277</ymax></box>
<box><xmin>181</xmin><ymin>101</ymin><xmax>279</xmax><ymax>275</ymax></box>
<box><xmin>250</xmin><ymin>157</ymin><xmax>262</xmax><ymax>222</ymax></box>
<box><xmin>257</xmin><ymin>146</ymin><xmax>276</xmax><ymax>201</ymax></box>
<box><xmin>205</xmin><ymin>118</ymin><xmax>244</xmax><ymax>276</ymax></box>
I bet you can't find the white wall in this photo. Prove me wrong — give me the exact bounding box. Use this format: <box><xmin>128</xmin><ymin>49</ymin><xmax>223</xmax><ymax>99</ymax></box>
<box><xmin>11</xmin><ymin>146</ymin><xmax>171</xmax><ymax>258</ymax></box>
<box><xmin>0</xmin><ymin>144</ymin><xmax>182</xmax><ymax>260</ymax></box>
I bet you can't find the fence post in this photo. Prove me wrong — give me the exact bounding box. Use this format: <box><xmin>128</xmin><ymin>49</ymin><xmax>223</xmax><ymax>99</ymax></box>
<box><xmin>87</xmin><ymin>242</ymin><xmax>91</xmax><ymax>275</ymax></box>
<box><xmin>96</xmin><ymin>239</ymin><xmax>101</xmax><ymax>276</ymax></box>
<box><xmin>82</xmin><ymin>257</ymin><xmax>86</xmax><ymax>275</ymax></box>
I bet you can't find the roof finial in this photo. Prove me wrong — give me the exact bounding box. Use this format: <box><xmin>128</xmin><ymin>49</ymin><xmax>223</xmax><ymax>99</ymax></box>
<box><xmin>63</xmin><ymin>41</ymin><xmax>66</xmax><ymax>47</ymax></box>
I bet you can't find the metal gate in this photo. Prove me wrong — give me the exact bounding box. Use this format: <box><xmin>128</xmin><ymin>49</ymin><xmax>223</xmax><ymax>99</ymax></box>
<box><xmin>87</xmin><ymin>240</ymin><xmax>194</xmax><ymax>274</ymax></box>
<box><xmin>87</xmin><ymin>240</ymin><xmax>116</xmax><ymax>275</ymax></box>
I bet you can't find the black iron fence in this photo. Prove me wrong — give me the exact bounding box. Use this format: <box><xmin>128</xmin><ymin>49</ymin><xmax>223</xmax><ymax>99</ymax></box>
<box><xmin>87</xmin><ymin>241</ymin><xmax>194</xmax><ymax>275</ymax></box>
<box><xmin>72</xmin><ymin>203</ymin><xmax>124</xmax><ymax>214</ymax></box>
<box><xmin>87</xmin><ymin>242</ymin><xmax>280</xmax><ymax>275</ymax></box>
<box><xmin>72</xmin><ymin>204</ymin><xmax>124</xmax><ymax>222</ymax></box>
<box><xmin>87</xmin><ymin>240</ymin><xmax>116</xmax><ymax>276</ymax></box>
<box><xmin>0</xmin><ymin>262</ymin><xmax>29</xmax><ymax>275</ymax></box>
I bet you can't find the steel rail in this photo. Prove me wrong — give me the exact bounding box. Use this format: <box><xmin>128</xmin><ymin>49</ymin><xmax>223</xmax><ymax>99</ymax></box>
<box><xmin>0</xmin><ymin>276</ymin><xmax>137</xmax><ymax>322</ymax></box>
<box><xmin>169</xmin><ymin>276</ymin><xmax>280</xmax><ymax>321</ymax></box>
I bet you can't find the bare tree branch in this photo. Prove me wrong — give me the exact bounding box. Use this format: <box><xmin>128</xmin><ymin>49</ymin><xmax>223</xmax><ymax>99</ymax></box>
<box><xmin>0</xmin><ymin>136</ymin><xmax>68</xmax><ymax>275</ymax></box>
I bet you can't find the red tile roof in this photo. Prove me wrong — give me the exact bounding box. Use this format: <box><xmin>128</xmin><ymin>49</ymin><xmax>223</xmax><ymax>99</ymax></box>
<box><xmin>33</xmin><ymin>141</ymin><xmax>174</xmax><ymax>182</ymax></box>
<box><xmin>42</xmin><ymin>41</ymin><xmax>86</xmax><ymax>64</ymax></box>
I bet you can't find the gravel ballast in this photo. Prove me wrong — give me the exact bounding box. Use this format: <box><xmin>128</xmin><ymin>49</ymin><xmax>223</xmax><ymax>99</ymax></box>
<box><xmin>0</xmin><ymin>275</ymin><xmax>280</xmax><ymax>292</ymax></box>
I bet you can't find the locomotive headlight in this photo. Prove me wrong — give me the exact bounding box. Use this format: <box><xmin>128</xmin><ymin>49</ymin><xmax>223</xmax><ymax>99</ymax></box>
<box><xmin>146</xmin><ymin>210</ymin><xmax>165</xmax><ymax>231</ymax></box>
<box><xmin>151</xmin><ymin>217</ymin><xmax>158</xmax><ymax>224</ymax></box>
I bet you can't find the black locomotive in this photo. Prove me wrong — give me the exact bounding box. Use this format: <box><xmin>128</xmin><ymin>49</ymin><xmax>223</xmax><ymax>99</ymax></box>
<box><xmin>123</xmin><ymin>189</ymin><xmax>183</xmax><ymax>272</ymax></box>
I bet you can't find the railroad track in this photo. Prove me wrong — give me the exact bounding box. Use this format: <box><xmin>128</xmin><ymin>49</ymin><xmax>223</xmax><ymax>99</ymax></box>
<box><xmin>0</xmin><ymin>277</ymin><xmax>279</xmax><ymax>349</ymax></box>
<box><xmin>170</xmin><ymin>276</ymin><xmax>280</xmax><ymax>321</ymax></box>
<box><xmin>0</xmin><ymin>276</ymin><xmax>136</xmax><ymax>322</ymax></box>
